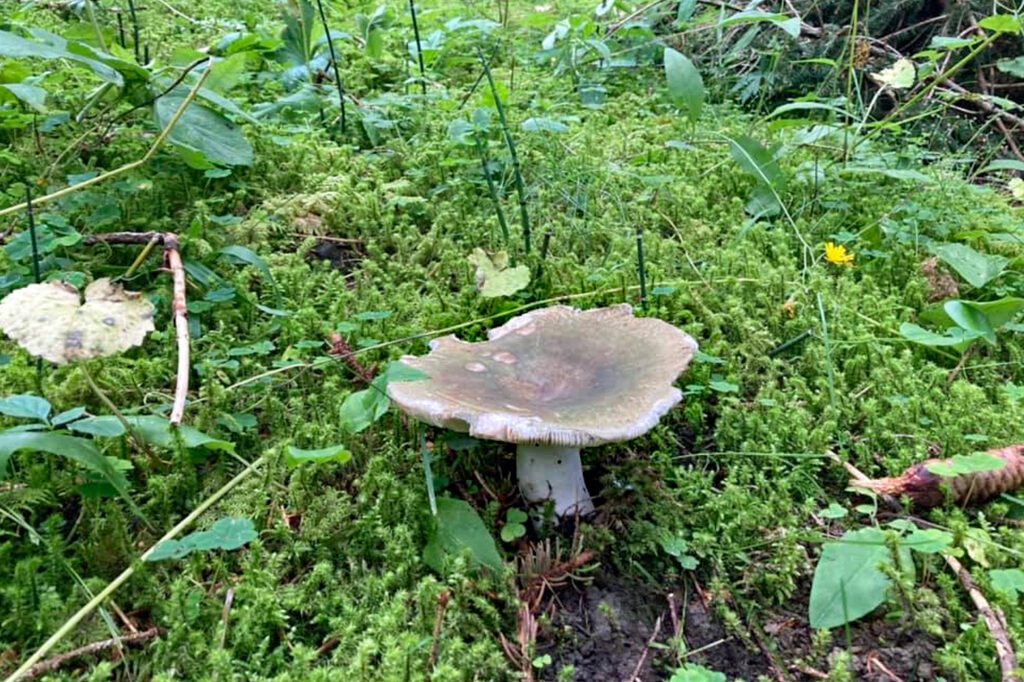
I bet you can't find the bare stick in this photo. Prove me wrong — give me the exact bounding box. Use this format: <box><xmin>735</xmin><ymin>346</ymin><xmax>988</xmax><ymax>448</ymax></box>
<box><xmin>628</xmin><ymin>614</ymin><xmax>663</xmax><ymax>682</ymax></box>
<box><xmin>21</xmin><ymin>627</ymin><xmax>161</xmax><ymax>681</ymax></box>
<box><xmin>164</xmin><ymin>234</ymin><xmax>189</xmax><ymax>425</ymax></box>
<box><xmin>427</xmin><ymin>590</ymin><xmax>451</xmax><ymax>672</ymax></box>
<box><xmin>946</xmin><ymin>555</ymin><xmax>1020</xmax><ymax>681</ymax></box>
<box><xmin>0</xmin><ymin>66</ymin><xmax>211</xmax><ymax>221</ymax></box>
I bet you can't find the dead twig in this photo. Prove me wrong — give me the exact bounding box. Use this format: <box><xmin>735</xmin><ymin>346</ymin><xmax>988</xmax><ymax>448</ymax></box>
<box><xmin>521</xmin><ymin>550</ymin><xmax>596</xmax><ymax>610</ymax></box>
<box><xmin>628</xmin><ymin>614</ymin><xmax>663</xmax><ymax>682</ymax></box>
<box><xmin>21</xmin><ymin>627</ymin><xmax>161</xmax><ymax>680</ymax></box>
<box><xmin>84</xmin><ymin>232</ymin><xmax>191</xmax><ymax>425</ymax></box>
<box><xmin>427</xmin><ymin>590</ymin><xmax>451</xmax><ymax>673</ymax></box>
<box><xmin>868</xmin><ymin>653</ymin><xmax>907</xmax><ymax>682</ymax></box>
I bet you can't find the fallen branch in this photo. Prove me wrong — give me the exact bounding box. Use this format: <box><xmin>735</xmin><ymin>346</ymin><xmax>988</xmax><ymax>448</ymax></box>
<box><xmin>20</xmin><ymin>627</ymin><xmax>160</xmax><ymax>681</ymax></box>
<box><xmin>84</xmin><ymin>232</ymin><xmax>190</xmax><ymax>425</ymax></box>
<box><xmin>839</xmin><ymin>455</ymin><xmax>1021</xmax><ymax>681</ymax></box>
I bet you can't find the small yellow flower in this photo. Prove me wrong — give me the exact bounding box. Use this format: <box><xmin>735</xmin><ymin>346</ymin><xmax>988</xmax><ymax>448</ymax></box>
<box><xmin>825</xmin><ymin>242</ymin><xmax>854</xmax><ymax>267</ymax></box>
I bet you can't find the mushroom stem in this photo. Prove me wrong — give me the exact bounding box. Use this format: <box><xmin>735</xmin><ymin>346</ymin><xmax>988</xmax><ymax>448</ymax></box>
<box><xmin>516</xmin><ymin>445</ymin><xmax>595</xmax><ymax>517</ymax></box>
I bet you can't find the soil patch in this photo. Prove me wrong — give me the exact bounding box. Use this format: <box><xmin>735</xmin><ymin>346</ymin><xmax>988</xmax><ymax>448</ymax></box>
<box><xmin>536</xmin><ymin>573</ymin><xmax>771</xmax><ymax>681</ymax></box>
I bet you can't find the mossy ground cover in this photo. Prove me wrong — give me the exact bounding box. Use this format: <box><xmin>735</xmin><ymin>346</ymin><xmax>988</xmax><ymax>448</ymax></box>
<box><xmin>1</xmin><ymin>1</ymin><xmax>1024</xmax><ymax>680</ymax></box>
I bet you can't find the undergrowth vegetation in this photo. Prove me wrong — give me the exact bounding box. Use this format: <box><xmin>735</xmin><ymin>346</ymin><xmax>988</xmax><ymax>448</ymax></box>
<box><xmin>1</xmin><ymin>0</ymin><xmax>1024</xmax><ymax>680</ymax></box>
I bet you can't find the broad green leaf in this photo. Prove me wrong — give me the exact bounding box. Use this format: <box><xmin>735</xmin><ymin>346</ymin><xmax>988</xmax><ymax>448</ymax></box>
<box><xmin>728</xmin><ymin>135</ymin><xmax>785</xmax><ymax>189</ymax></box>
<box><xmin>819</xmin><ymin>502</ymin><xmax>848</xmax><ymax>519</ymax></box>
<box><xmin>978</xmin><ymin>159</ymin><xmax>1024</xmax><ymax>174</ymax></box>
<box><xmin>0</xmin><ymin>83</ymin><xmax>47</xmax><ymax>112</ymax></box>
<box><xmin>285</xmin><ymin>444</ymin><xmax>352</xmax><ymax>468</ymax></box>
<box><xmin>0</xmin><ymin>29</ymin><xmax>123</xmax><ymax>85</ymax></box>
<box><xmin>838</xmin><ymin>166</ymin><xmax>932</xmax><ymax>183</ymax></box>
<box><xmin>978</xmin><ymin>15</ymin><xmax>1022</xmax><ymax>33</ymax></box>
<box><xmin>899</xmin><ymin>322</ymin><xmax>980</xmax><ymax>347</ymax></box>
<box><xmin>520</xmin><ymin>117</ymin><xmax>569</xmax><ymax>133</ymax></box>
<box><xmin>664</xmin><ymin>47</ymin><xmax>704</xmax><ymax>123</ymax></box>
<box><xmin>670</xmin><ymin>665</ymin><xmax>727</xmax><ymax>682</ymax></box>
<box><xmin>0</xmin><ymin>431</ymin><xmax>136</xmax><ymax>513</ymax></box>
<box><xmin>423</xmin><ymin>497</ymin><xmax>503</xmax><ymax>572</ymax></box>
<box><xmin>989</xmin><ymin>569</ymin><xmax>1024</xmax><ymax>599</ymax></box>
<box><xmin>920</xmin><ymin>297</ymin><xmax>1024</xmax><ymax>330</ymax></box>
<box><xmin>51</xmin><ymin>406</ymin><xmax>86</xmax><ymax>426</ymax></box>
<box><xmin>944</xmin><ymin>300</ymin><xmax>996</xmax><ymax>344</ymax></box>
<box><xmin>147</xmin><ymin>517</ymin><xmax>257</xmax><ymax>561</ymax></box>
<box><xmin>381</xmin><ymin>361</ymin><xmax>428</xmax><ymax>383</ymax></box>
<box><xmin>154</xmin><ymin>89</ymin><xmax>254</xmax><ymax>167</ymax></box>
<box><xmin>718</xmin><ymin>10</ymin><xmax>800</xmax><ymax>37</ymax></box>
<box><xmin>0</xmin><ymin>394</ymin><xmax>51</xmax><ymax>422</ymax></box>
<box><xmin>68</xmin><ymin>416</ymin><xmax>126</xmax><ymax>437</ymax></box>
<box><xmin>902</xmin><ymin>528</ymin><xmax>953</xmax><ymax>554</ymax></box>
<box><xmin>926</xmin><ymin>452</ymin><xmax>1006</xmax><ymax>477</ymax></box>
<box><xmin>467</xmin><ymin>249</ymin><xmax>531</xmax><ymax>298</ymax></box>
<box><xmin>997</xmin><ymin>57</ymin><xmax>1024</xmax><ymax>78</ymax></box>
<box><xmin>339</xmin><ymin>386</ymin><xmax>389</xmax><ymax>433</ymax></box>
<box><xmin>809</xmin><ymin>527</ymin><xmax>910</xmax><ymax>629</ymax></box>
<box><xmin>933</xmin><ymin>243</ymin><xmax>1008</xmax><ymax>288</ymax></box>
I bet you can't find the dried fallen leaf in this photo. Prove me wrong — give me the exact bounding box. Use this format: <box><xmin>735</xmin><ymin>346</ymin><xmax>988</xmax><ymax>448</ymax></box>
<box><xmin>0</xmin><ymin>278</ymin><xmax>156</xmax><ymax>364</ymax></box>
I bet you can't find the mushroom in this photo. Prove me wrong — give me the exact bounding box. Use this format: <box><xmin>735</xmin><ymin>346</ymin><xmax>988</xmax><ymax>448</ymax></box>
<box><xmin>387</xmin><ymin>304</ymin><xmax>698</xmax><ymax>517</ymax></box>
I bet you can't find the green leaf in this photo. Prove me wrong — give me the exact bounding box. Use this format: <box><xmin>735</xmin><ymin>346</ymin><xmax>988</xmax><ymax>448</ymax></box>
<box><xmin>285</xmin><ymin>444</ymin><xmax>352</xmax><ymax>468</ymax></box>
<box><xmin>664</xmin><ymin>47</ymin><xmax>704</xmax><ymax>123</ymax></box>
<box><xmin>146</xmin><ymin>517</ymin><xmax>257</xmax><ymax>562</ymax></box>
<box><xmin>51</xmin><ymin>406</ymin><xmax>86</xmax><ymax>426</ymax></box>
<box><xmin>978</xmin><ymin>159</ymin><xmax>1024</xmax><ymax>174</ymax></box>
<box><xmin>921</xmin><ymin>297</ymin><xmax>1024</xmax><ymax>331</ymax></box>
<box><xmin>809</xmin><ymin>527</ymin><xmax>909</xmax><ymax>629</ymax></box>
<box><xmin>902</xmin><ymin>528</ymin><xmax>953</xmax><ymax>554</ymax></box>
<box><xmin>870</xmin><ymin>58</ymin><xmax>916</xmax><ymax>90</ymax></box>
<box><xmin>669</xmin><ymin>665</ymin><xmax>728</xmax><ymax>682</ymax></box>
<box><xmin>926</xmin><ymin>452</ymin><xmax>1006</xmax><ymax>477</ymax></box>
<box><xmin>68</xmin><ymin>416</ymin><xmax>126</xmax><ymax>437</ymax></box>
<box><xmin>0</xmin><ymin>431</ymin><xmax>138</xmax><ymax>515</ymax></box>
<box><xmin>154</xmin><ymin>88</ymin><xmax>254</xmax><ymax>167</ymax></box>
<box><xmin>382</xmin><ymin>361</ymin><xmax>428</xmax><ymax>383</ymax></box>
<box><xmin>899</xmin><ymin>322</ymin><xmax>978</xmax><ymax>347</ymax></box>
<box><xmin>989</xmin><ymin>569</ymin><xmax>1024</xmax><ymax>599</ymax></box>
<box><xmin>944</xmin><ymin>300</ymin><xmax>996</xmax><ymax>344</ymax></box>
<box><xmin>728</xmin><ymin>135</ymin><xmax>785</xmax><ymax>190</ymax></box>
<box><xmin>500</xmin><ymin>522</ymin><xmax>526</xmax><ymax>542</ymax></box>
<box><xmin>0</xmin><ymin>29</ymin><xmax>123</xmax><ymax>85</ymax></box>
<box><xmin>0</xmin><ymin>83</ymin><xmax>47</xmax><ymax>112</ymax></box>
<box><xmin>978</xmin><ymin>15</ymin><xmax>1022</xmax><ymax>33</ymax></box>
<box><xmin>933</xmin><ymin>243</ymin><xmax>1008</xmax><ymax>288</ymax></box>
<box><xmin>520</xmin><ymin>117</ymin><xmax>569</xmax><ymax>133</ymax></box>
<box><xmin>819</xmin><ymin>502</ymin><xmax>848</xmax><ymax>519</ymax></box>
<box><xmin>424</xmin><ymin>497</ymin><xmax>503</xmax><ymax>572</ymax></box>
<box><xmin>339</xmin><ymin>387</ymin><xmax>389</xmax><ymax>434</ymax></box>
<box><xmin>0</xmin><ymin>394</ymin><xmax>51</xmax><ymax>422</ymax></box>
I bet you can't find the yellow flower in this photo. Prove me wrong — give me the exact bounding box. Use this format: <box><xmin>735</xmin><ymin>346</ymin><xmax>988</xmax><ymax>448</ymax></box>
<box><xmin>825</xmin><ymin>242</ymin><xmax>854</xmax><ymax>267</ymax></box>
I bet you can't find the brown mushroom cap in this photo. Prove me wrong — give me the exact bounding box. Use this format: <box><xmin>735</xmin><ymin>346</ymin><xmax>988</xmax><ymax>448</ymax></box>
<box><xmin>387</xmin><ymin>305</ymin><xmax>698</xmax><ymax>447</ymax></box>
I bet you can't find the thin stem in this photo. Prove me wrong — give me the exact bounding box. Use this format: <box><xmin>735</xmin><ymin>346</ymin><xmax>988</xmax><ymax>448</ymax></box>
<box><xmin>474</xmin><ymin>132</ymin><xmax>510</xmax><ymax>247</ymax></box>
<box><xmin>477</xmin><ymin>48</ymin><xmax>531</xmax><ymax>254</ymax></box>
<box><xmin>26</xmin><ymin>186</ymin><xmax>40</xmax><ymax>284</ymax></box>
<box><xmin>816</xmin><ymin>293</ymin><xmax>838</xmax><ymax>412</ymax></box>
<box><xmin>84</xmin><ymin>0</ymin><xmax>108</xmax><ymax>52</ymax></box>
<box><xmin>314</xmin><ymin>0</ymin><xmax>347</xmax><ymax>135</ymax></box>
<box><xmin>409</xmin><ymin>0</ymin><xmax>427</xmax><ymax>95</ymax></box>
<box><xmin>0</xmin><ymin>65</ymin><xmax>211</xmax><ymax>220</ymax></box>
<box><xmin>5</xmin><ymin>457</ymin><xmax>265</xmax><ymax>682</ymax></box>
<box><xmin>636</xmin><ymin>228</ymin><xmax>647</xmax><ymax>311</ymax></box>
<box><xmin>126</xmin><ymin>0</ymin><xmax>141</xmax><ymax>63</ymax></box>
<box><xmin>120</xmin><ymin>234</ymin><xmax>160</xmax><ymax>280</ymax></box>
<box><xmin>81</xmin><ymin>366</ymin><xmax>148</xmax><ymax>456</ymax></box>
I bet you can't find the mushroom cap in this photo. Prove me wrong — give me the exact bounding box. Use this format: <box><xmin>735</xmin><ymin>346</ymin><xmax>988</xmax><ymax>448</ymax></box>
<box><xmin>386</xmin><ymin>304</ymin><xmax>698</xmax><ymax>447</ymax></box>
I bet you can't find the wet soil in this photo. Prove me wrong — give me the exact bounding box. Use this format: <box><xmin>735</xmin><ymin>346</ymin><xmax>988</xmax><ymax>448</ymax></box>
<box><xmin>536</xmin><ymin>573</ymin><xmax>939</xmax><ymax>681</ymax></box>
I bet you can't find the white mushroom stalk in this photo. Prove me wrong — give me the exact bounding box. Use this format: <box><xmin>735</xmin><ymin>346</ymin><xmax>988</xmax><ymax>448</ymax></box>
<box><xmin>387</xmin><ymin>305</ymin><xmax>698</xmax><ymax>518</ymax></box>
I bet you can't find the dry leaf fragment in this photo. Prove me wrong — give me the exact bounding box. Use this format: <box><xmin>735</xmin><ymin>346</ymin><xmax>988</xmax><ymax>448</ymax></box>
<box><xmin>0</xmin><ymin>278</ymin><xmax>156</xmax><ymax>364</ymax></box>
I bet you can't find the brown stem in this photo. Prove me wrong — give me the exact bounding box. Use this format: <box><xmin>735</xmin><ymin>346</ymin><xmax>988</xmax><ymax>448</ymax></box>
<box><xmin>627</xmin><ymin>614</ymin><xmax>663</xmax><ymax>682</ymax></box>
<box><xmin>946</xmin><ymin>555</ymin><xmax>1020</xmax><ymax>681</ymax></box>
<box><xmin>427</xmin><ymin>590</ymin><xmax>451</xmax><ymax>673</ymax></box>
<box><xmin>164</xmin><ymin>234</ymin><xmax>189</xmax><ymax>426</ymax></box>
<box><xmin>21</xmin><ymin>627</ymin><xmax>161</xmax><ymax>681</ymax></box>
<box><xmin>84</xmin><ymin>231</ymin><xmax>191</xmax><ymax>425</ymax></box>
